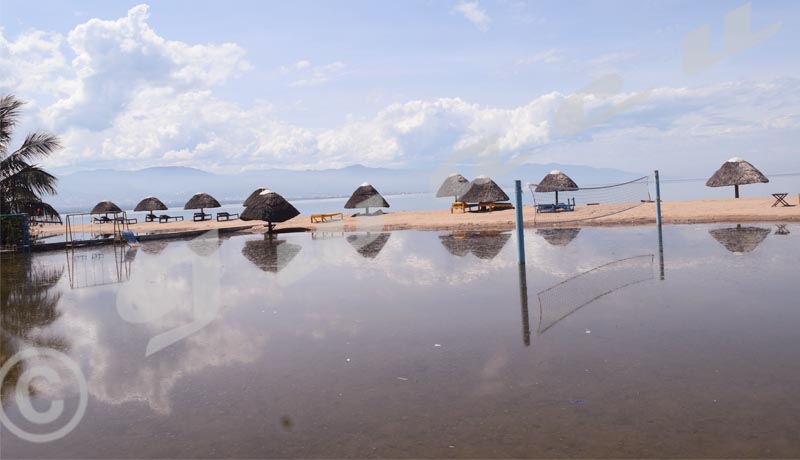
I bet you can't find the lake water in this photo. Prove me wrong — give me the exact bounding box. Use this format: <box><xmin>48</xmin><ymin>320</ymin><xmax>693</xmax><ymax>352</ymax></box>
<box><xmin>2</xmin><ymin>224</ymin><xmax>799</xmax><ymax>458</ymax></box>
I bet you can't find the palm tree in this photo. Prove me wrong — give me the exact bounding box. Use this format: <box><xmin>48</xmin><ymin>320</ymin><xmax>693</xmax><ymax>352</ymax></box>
<box><xmin>0</xmin><ymin>94</ymin><xmax>62</xmax><ymax>222</ymax></box>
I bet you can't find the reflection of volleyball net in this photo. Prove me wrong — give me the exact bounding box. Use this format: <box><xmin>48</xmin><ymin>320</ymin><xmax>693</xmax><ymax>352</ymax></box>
<box><xmin>66</xmin><ymin>245</ymin><xmax>133</xmax><ymax>289</ymax></box>
<box><xmin>528</xmin><ymin>176</ymin><xmax>651</xmax><ymax>224</ymax></box>
<box><xmin>537</xmin><ymin>254</ymin><xmax>654</xmax><ymax>335</ymax></box>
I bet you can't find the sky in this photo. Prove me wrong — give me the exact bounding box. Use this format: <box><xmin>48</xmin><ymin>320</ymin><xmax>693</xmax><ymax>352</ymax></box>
<box><xmin>1</xmin><ymin>0</ymin><xmax>798</xmax><ymax>177</ymax></box>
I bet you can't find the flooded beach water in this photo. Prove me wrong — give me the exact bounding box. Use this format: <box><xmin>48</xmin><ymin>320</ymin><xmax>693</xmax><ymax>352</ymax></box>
<box><xmin>2</xmin><ymin>224</ymin><xmax>799</xmax><ymax>458</ymax></box>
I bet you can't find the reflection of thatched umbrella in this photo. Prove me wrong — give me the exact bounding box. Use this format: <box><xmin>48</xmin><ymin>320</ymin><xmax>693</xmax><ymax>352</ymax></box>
<box><xmin>243</xmin><ymin>188</ymin><xmax>268</xmax><ymax>207</ymax></box>
<box><xmin>436</xmin><ymin>173</ymin><xmax>471</xmax><ymax>201</ymax></box>
<box><xmin>535</xmin><ymin>170</ymin><xmax>578</xmax><ymax>205</ymax></box>
<box><xmin>536</xmin><ymin>228</ymin><xmax>581</xmax><ymax>246</ymax></box>
<box><xmin>439</xmin><ymin>232</ymin><xmax>471</xmax><ymax>257</ymax></box>
<box><xmin>459</xmin><ymin>176</ymin><xmax>510</xmax><ymax>203</ymax></box>
<box><xmin>344</xmin><ymin>183</ymin><xmax>390</xmax><ymax>214</ymax></box>
<box><xmin>139</xmin><ymin>239</ymin><xmax>170</xmax><ymax>255</ymax></box>
<box><xmin>709</xmin><ymin>225</ymin><xmax>770</xmax><ymax>253</ymax></box>
<box><xmin>346</xmin><ymin>233</ymin><xmax>391</xmax><ymax>259</ymax></box>
<box><xmin>187</xmin><ymin>234</ymin><xmax>223</xmax><ymax>257</ymax></box>
<box><xmin>240</xmin><ymin>189</ymin><xmax>300</xmax><ymax>233</ymax></box>
<box><xmin>184</xmin><ymin>192</ymin><xmax>221</xmax><ymax>215</ymax></box>
<box><xmin>91</xmin><ymin>200</ymin><xmax>122</xmax><ymax>214</ymax></box>
<box><xmin>706</xmin><ymin>157</ymin><xmax>769</xmax><ymax>198</ymax></box>
<box><xmin>241</xmin><ymin>238</ymin><xmax>302</xmax><ymax>273</ymax></box>
<box><xmin>469</xmin><ymin>231</ymin><xmax>511</xmax><ymax>259</ymax></box>
<box><xmin>134</xmin><ymin>196</ymin><xmax>168</xmax><ymax>220</ymax></box>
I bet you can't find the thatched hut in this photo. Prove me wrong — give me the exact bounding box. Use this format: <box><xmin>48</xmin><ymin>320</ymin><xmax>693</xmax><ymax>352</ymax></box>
<box><xmin>240</xmin><ymin>189</ymin><xmax>300</xmax><ymax>233</ymax></box>
<box><xmin>436</xmin><ymin>173</ymin><xmax>471</xmax><ymax>201</ymax></box>
<box><xmin>91</xmin><ymin>200</ymin><xmax>122</xmax><ymax>214</ymax></box>
<box><xmin>536</xmin><ymin>228</ymin><xmax>581</xmax><ymax>246</ymax></box>
<box><xmin>243</xmin><ymin>187</ymin><xmax>268</xmax><ymax>207</ymax></box>
<box><xmin>706</xmin><ymin>157</ymin><xmax>769</xmax><ymax>198</ymax></box>
<box><xmin>184</xmin><ymin>192</ymin><xmax>221</xmax><ymax>214</ymax></box>
<box><xmin>241</xmin><ymin>238</ymin><xmax>302</xmax><ymax>273</ymax></box>
<box><xmin>459</xmin><ymin>176</ymin><xmax>509</xmax><ymax>203</ymax></box>
<box><xmin>709</xmin><ymin>225</ymin><xmax>770</xmax><ymax>253</ymax></box>
<box><xmin>535</xmin><ymin>170</ymin><xmax>578</xmax><ymax>205</ymax></box>
<box><xmin>344</xmin><ymin>183</ymin><xmax>390</xmax><ymax>214</ymax></box>
<box><xmin>346</xmin><ymin>233</ymin><xmax>391</xmax><ymax>259</ymax></box>
<box><xmin>134</xmin><ymin>196</ymin><xmax>168</xmax><ymax>220</ymax></box>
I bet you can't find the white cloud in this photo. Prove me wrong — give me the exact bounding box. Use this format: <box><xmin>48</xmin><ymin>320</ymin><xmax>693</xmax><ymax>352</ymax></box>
<box><xmin>515</xmin><ymin>49</ymin><xmax>563</xmax><ymax>66</ymax></box>
<box><xmin>454</xmin><ymin>1</ymin><xmax>491</xmax><ymax>31</ymax></box>
<box><xmin>283</xmin><ymin>60</ymin><xmax>347</xmax><ymax>87</ymax></box>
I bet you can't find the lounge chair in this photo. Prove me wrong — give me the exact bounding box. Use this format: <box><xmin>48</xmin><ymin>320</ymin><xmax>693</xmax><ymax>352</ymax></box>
<box><xmin>193</xmin><ymin>212</ymin><xmax>212</xmax><ymax>222</ymax></box>
<box><xmin>216</xmin><ymin>212</ymin><xmax>239</xmax><ymax>221</ymax></box>
<box><xmin>145</xmin><ymin>213</ymin><xmax>157</xmax><ymax>222</ymax></box>
<box><xmin>310</xmin><ymin>212</ymin><xmax>343</xmax><ymax>223</ymax></box>
<box><xmin>159</xmin><ymin>214</ymin><xmax>184</xmax><ymax>223</ymax></box>
<box><xmin>479</xmin><ymin>202</ymin><xmax>514</xmax><ymax>212</ymax></box>
<box><xmin>92</xmin><ymin>216</ymin><xmax>113</xmax><ymax>224</ymax></box>
<box><xmin>115</xmin><ymin>216</ymin><xmax>138</xmax><ymax>224</ymax></box>
<box><xmin>451</xmin><ymin>202</ymin><xmax>466</xmax><ymax>213</ymax></box>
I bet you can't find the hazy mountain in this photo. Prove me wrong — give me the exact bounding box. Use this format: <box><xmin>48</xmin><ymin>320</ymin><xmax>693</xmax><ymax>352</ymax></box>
<box><xmin>49</xmin><ymin>163</ymin><xmax>642</xmax><ymax>212</ymax></box>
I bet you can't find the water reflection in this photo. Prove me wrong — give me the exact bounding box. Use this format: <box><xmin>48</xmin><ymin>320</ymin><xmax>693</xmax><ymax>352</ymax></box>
<box><xmin>242</xmin><ymin>237</ymin><xmax>302</xmax><ymax>273</ymax></box>
<box><xmin>517</xmin><ymin>264</ymin><xmax>531</xmax><ymax>347</ymax></box>
<box><xmin>536</xmin><ymin>227</ymin><xmax>581</xmax><ymax>246</ymax></box>
<box><xmin>775</xmin><ymin>224</ymin><xmax>790</xmax><ymax>235</ymax></box>
<box><xmin>438</xmin><ymin>231</ymin><xmax>511</xmax><ymax>260</ymax></box>
<box><xmin>0</xmin><ymin>254</ymin><xmax>67</xmax><ymax>400</ymax></box>
<box><xmin>66</xmin><ymin>244</ymin><xmax>132</xmax><ymax>289</ymax></box>
<box><xmin>536</xmin><ymin>254</ymin><xmax>654</xmax><ymax>335</ymax></box>
<box><xmin>346</xmin><ymin>233</ymin><xmax>391</xmax><ymax>259</ymax></box>
<box><xmin>709</xmin><ymin>224</ymin><xmax>771</xmax><ymax>254</ymax></box>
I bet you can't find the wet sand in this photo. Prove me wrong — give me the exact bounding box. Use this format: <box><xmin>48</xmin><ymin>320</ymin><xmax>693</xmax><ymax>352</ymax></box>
<box><xmin>38</xmin><ymin>197</ymin><xmax>800</xmax><ymax>236</ymax></box>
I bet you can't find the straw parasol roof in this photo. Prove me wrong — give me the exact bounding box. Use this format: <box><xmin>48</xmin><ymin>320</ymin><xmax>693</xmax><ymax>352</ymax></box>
<box><xmin>134</xmin><ymin>196</ymin><xmax>168</xmax><ymax>213</ymax></box>
<box><xmin>346</xmin><ymin>233</ymin><xmax>391</xmax><ymax>259</ymax></box>
<box><xmin>706</xmin><ymin>157</ymin><xmax>769</xmax><ymax>198</ymax></box>
<box><xmin>344</xmin><ymin>182</ymin><xmax>390</xmax><ymax>210</ymax></box>
<box><xmin>535</xmin><ymin>170</ymin><xmax>578</xmax><ymax>192</ymax></box>
<box><xmin>709</xmin><ymin>225</ymin><xmax>770</xmax><ymax>254</ymax></box>
<box><xmin>439</xmin><ymin>232</ymin><xmax>471</xmax><ymax>257</ymax></box>
<box><xmin>91</xmin><ymin>200</ymin><xmax>122</xmax><ymax>214</ymax></box>
<box><xmin>436</xmin><ymin>173</ymin><xmax>471</xmax><ymax>200</ymax></box>
<box><xmin>459</xmin><ymin>176</ymin><xmax>510</xmax><ymax>203</ymax></box>
<box><xmin>241</xmin><ymin>238</ymin><xmax>302</xmax><ymax>273</ymax></box>
<box><xmin>240</xmin><ymin>189</ymin><xmax>300</xmax><ymax>233</ymax></box>
<box><xmin>243</xmin><ymin>187</ymin><xmax>268</xmax><ymax>207</ymax></box>
<box><xmin>536</xmin><ymin>228</ymin><xmax>581</xmax><ymax>246</ymax></box>
<box><xmin>184</xmin><ymin>192</ymin><xmax>221</xmax><ymax>210</ymax></box>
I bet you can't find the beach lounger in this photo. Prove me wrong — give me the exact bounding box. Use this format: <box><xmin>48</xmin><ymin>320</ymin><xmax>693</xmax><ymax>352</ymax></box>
<box><xmin>480</xmin><ymin>202</ymin><xmax>514</xmax><ymax>212</ymax></box>
<box><xmin>216</xmin><ymin>212</ymin><xmax>239</xmax><ymax>221</ymax></box>
<box><xmin>115</xmin><ymin>216</ymin><xmax>138</xmax><ymax>224</ymax></box>
<box><xmin>92</xmin><ymin>216</ymin><xmax>113</xmax><ymax>224</ymax></box>
<box><xmin>145</xmin><ymin>213</ymin><xmax>156</xmax><ymax>222</ymax></box>
<box><xmin>193</xmin><ymin>212</ymin><xmax>212</xmax><ymax>222</ymax></box>
<box><xmin>310</xmin><ymin>213</ymin><xmax>343</xmax><ymax>223</ymax></box>
<box><xmin>451</xmin><ymin>201</ymin><xmax>466</xmax><ymax>213</ymax></box>
<box><xmin>159</xmin><ymin>214</ymin><xmax>184</xmax><ymax>223</ymax></box>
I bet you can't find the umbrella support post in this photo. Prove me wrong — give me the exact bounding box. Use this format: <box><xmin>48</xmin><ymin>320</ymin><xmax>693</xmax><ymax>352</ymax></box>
<box><xmin>735</xmin><ymin>184</ymin><xmax>740</xmax><ymax>199</ymax></box>
<box><xmin>514</xmin><ymin>180</ymin><xmax>526</xmax><ymax>265</ymax></box>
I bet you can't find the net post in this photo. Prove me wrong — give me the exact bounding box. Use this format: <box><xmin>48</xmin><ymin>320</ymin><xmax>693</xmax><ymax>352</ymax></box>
<box><xmin>514</xmin><ymin>180</ymin><xmax>526</xmax><ymax>265</ymax></box>
<box><xmin>654</xmin><ymin>170</ymin><xmax>662</xmax><ymax>227</ymax></box>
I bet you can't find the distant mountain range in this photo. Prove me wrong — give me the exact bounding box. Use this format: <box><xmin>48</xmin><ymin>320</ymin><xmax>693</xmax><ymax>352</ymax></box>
<box><xmin>48</xmin><ymin>164</ymin><xmax>643</xmax><ymax>212</ymax></box>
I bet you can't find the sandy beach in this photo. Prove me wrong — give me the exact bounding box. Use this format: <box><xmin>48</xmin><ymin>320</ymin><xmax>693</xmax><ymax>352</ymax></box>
<box><xmin>36</xmin><ymin>197</ymin><xmax>800</xmax><ymax>238</ymax></box>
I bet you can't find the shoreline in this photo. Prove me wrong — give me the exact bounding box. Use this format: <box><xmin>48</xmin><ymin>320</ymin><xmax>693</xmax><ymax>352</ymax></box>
<box><xmin>24</xmin><ymin>197</ymin><xmax>800</xmax><ymax>247</ymax></box>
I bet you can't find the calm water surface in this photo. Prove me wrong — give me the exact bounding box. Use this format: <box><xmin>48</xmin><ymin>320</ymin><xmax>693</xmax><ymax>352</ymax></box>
<box><xmin>2</xmin><ymin>224</ymin><xmax>799</xmax><ymax>458</ymax></box>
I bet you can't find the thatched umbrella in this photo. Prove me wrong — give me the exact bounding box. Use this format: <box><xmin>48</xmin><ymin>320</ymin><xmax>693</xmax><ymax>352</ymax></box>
<box><xmin>240</xmin><ymin>189</ymin><xmax>300</xmax><ymax>233</ymax></box>
<box><xmin>535</xmin><ymin>170</ymin><xmax>578</xmax><ymax>205</ymax></box>
<box><xmin>184</xmin><ymin>192</ymin><xmax>221</xmax><ymax>215</ymax></box>
<box><xmin>709</xmin><ymin>225</ymin><xmax>770</xmax><ymax>254</ymax></box>
<box><xmin>134</xmin><ymin>196</ymin><xmax>168</xmax><ymax>221</ymax></box>
<box><xmin>459</xmin><ymin>176</ymin><xmax>510</xmax><ymax>203</ymax></box>
<box><xmin>91</xmin><ymin>200</ymin><xmax>122</xmax><ymax>214</ymax></box>
<box><xmin>344</xmin><ymin>182</ymin><xmax>390</xmax><ymax>215</ymax></box>
<box><xmin>436</xmin><ymin>173</ymin><xmax>471</xmax><ymax>201</ymax></box>
<box><xmin>241</xmin><ymin>238</ymin><xmax>302</xmax><ymax>273</ymax></box>
<box><xmin>243</xmin><ymin>187</ymin><xmax>268</xmax><ymax>207</ymax></box>
<box><xmin>439</xmin><ymin>232</ymin><xmax>471</xmax><ymax>257</ymax></box>
<box><xmin>468</xmin><ymin>231</ymin><xmax>511</xmax><ymax>259</ymax></box>
<box><xmin>346</xmin><ymin>233</ymin><xmax>391</xmax><ymax>259</ymax></box>
<box><xmin>536</xmin><ymin>228</ymin><xmax>581</xmax><ymax>246</ymax></box>
<box><xmin>706</xmin><ymin>157</ymin><xmax>769</xmax><ymax>198</ymax></box>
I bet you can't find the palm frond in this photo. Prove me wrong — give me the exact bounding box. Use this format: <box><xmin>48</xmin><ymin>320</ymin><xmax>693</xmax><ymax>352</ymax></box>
<box><xmin>1</xmin><ymin>165</ymin><xmax>58</xmax><ymax>197</ymax></box>
<box><xmin>0</xmin><ymin>95</ymin><xmax>25</xmax><ymax>155</ymax></box>
<box><xmin>7</xmin><ymin>131</ymin><xmax>62</xmax><ymax>163</ymax></box>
